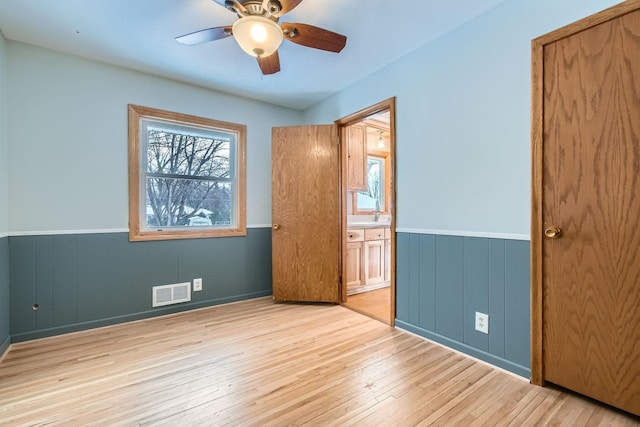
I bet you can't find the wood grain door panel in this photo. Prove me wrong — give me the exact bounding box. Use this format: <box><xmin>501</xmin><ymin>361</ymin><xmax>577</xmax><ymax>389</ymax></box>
<box><xmin>540</xmin><ymin>7</ymin><xmax>640</xmax><ymax>416</ymax></box>
<box><xmin>272</xmin><ymin>125</ymin><xmax>340</xmax><ymax>303</ymax></box>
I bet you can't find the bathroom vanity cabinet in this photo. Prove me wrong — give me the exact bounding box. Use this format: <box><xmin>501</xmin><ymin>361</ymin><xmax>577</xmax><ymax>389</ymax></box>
<box><xmin>346</xmin><ymin>225</ymin><xmax>390</xmax><ymax>295</ymax></box>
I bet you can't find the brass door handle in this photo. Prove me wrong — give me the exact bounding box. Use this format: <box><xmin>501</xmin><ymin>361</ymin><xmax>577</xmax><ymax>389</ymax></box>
<box><xmin>544</xmin><ymin>227</ymin><xmax>562</xmax><ymax>239</ymax></box>
<box><xmin>273</xmin><ymin>224</ymin><xmax>281</xmax><ymax>230</ymax></box>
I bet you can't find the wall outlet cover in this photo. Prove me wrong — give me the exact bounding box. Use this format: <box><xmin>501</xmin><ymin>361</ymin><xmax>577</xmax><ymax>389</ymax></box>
<box><xmin>475</xmin><ymin>311</ymin><xmax>489</xmax><ymax>334</ymax></box>
<box><xmin>193</xmin><ymin>278</ymin><xmax>203</xmax><ymax>292</ymax></box>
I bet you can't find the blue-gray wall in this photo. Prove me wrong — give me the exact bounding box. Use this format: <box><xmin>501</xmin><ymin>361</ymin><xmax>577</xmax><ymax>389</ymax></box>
<box><xmin>301</xmin><ymin>0</ymin><xmax>617</xmax><ymax>378</ymax></box>
<box><xmin>0</xmin><ymin>33</ymin><xmax>7</xmax><ymax>236</ymax></box>
<box><xmin>396</xmin><ymin>233</ymin><xmax>530</xmax><ymax>377</ymax></box>
<box><xmin>0</xmin><ymin>238</ymin><xmax>9</xmax><ymax>356</ymax></box>
<box><xmin>0</xmin><ymin>31</ymin><xmax>8</xmax><ymax>358</ymax></box>
<box><xmin>304</xmin><ymin>0</ymin><xmax>619</xmax><ymax>236</ymax></box>
<box><xmin>7</xmin><ymin>43</ymin><xmax>303</xmax><ymax>233</ymax></box>
<box><xmin>3</xmin><ymin>41</ymin><xmax>300</xmax><ymax>346</ymax></box>
<box><xmin>9</xmin><ymin>230</ymin><xmax>271</xmax><ymax>342</ymax></box>
<box><xmin>2</xmin><ymin>0</ymin><xmax>607</xmax><ymax>376</ymax></box>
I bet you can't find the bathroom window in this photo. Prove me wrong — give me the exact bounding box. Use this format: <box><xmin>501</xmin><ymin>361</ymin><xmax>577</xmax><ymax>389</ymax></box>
<box><xmin>353</xmin><ymin>153</ymin><xmax>389</xmax><ymax>214</ymax></box>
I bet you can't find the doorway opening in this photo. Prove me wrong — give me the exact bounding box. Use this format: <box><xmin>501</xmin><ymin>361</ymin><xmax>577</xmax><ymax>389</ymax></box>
<box><xmin>336</xmin><ymin>98</ymin><xmax>396</xmax><ymax>326</ymax></box>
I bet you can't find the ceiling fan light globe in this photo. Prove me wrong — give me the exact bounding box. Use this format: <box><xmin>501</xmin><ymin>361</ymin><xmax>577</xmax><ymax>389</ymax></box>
<box><xmin>232</xmin><ymin>16</ymin><xmax>283</xmax><ymax>58</ymax></box>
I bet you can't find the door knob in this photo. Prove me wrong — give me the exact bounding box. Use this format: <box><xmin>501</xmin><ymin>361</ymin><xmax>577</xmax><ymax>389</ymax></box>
<box><xmin>272</xmin><ymin>224</ymin><xmax>281</xmax><ymax>230</ymax></box>
<box><xmin>544</xmin><ymin>227</ymin><xmax>562</xmax><ymax>239</ymax></box>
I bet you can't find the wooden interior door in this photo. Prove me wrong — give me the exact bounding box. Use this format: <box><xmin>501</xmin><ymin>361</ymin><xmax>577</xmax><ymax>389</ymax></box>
<box><xmin>533</xmin><ymin>4</ymin><xmax>640</xmax><ymax>416</ymax></box>
<box><xmin>272</xmin><ymin>125</ymin><xmax>340</xmax><ymax>302</ymax></box>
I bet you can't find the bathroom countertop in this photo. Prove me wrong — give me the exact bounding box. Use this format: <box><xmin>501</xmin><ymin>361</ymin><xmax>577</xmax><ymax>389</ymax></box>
<box><xmin>347</xmin><ymin>222</ymin><xmax>391</xmax><ymax>228</ymax></box>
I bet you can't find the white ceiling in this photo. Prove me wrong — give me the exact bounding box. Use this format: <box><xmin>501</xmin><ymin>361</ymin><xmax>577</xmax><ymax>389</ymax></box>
<box><xmin>0</xmin><ymin>0</ymin><xmax>508</xmax><ymax>110</ymax></box>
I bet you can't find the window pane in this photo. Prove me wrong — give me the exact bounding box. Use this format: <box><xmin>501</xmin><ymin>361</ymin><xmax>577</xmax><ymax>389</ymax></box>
<box><xmin>145</xmin><ymin>178</ymin><xmax>232</xmax><ymax>228</ymax></box>
<box><xmin>146</xmin><ymin>128</ymin><xmax>230</xmax><ymax>179</ymax></box>
<box><xmin>357</xmin><ymin>157</ymin><xmax>384</xmax><ymax>211</ymax></box>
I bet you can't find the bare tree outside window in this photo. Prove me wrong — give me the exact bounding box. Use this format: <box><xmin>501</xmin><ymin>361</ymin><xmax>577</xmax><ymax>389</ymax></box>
<box><xmin>353</xmin><ymin>152</ymin><xmax>390</xmax><ymax>215</ymax></box>
<box><xmin>356</xmin><ymin>156</ymin><xmax>384</xmax><ymax>211</ymax></box>
<box><xmin>128</xmin><ymin>105</ymin><xmax>246</xmax><ymax>241</ymax></box>
<box><xmin>145</xmin><ymin>128</ymin><xmax>232</xmax><ymax>228</ymax></box>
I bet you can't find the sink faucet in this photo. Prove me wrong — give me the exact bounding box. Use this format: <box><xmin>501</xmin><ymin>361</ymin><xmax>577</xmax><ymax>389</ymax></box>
<box><xmin>374</xmin><ymin>200</ymin><xmax>380</xmax><ymax>222</ymax></box>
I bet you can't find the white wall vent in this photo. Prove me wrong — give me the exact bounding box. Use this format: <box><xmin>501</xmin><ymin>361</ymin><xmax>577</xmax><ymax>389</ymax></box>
<box><xmin>152</xmin><ymin>282</ymin><xmax>191</xmax><ymax>307</ymax></box>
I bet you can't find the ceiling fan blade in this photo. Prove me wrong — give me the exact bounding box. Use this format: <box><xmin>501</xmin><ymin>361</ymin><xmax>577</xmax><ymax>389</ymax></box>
<box><xmin>273</xmin><ymin>0</ymin><xmax>304</xmax><ymax>17</ymax></box>
<box><xmin>257</xmin><ymin>51</ymin><xmax>281</xmax><ymax>75</ymax></box>
<box><xmin>175</xmin><ymin>26</ymin><xmax>232</xmax><ymax>46</ymax></box>
<box><xmin>281</xmin><ymin>23</ymin><xmax>346</xmax><ymax>53</ymax></box>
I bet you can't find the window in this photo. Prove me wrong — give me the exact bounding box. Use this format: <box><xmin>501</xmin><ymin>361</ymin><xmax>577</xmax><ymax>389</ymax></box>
<box><xmin>353</xmin><ymin>153</ymin><xmax>390</xmax><ymax>215</ymax></box>
<box><xmin>128</xmin><ymin>105</ymin><xmax>246</xmax><ymax>241</ymax></box>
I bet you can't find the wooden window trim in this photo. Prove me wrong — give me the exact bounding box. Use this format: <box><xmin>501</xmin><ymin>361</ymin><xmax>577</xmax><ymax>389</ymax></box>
<box><xmin>128</xmin><ymin>104</ymin><xmax>246</xmax><ymax>241</ymax></box>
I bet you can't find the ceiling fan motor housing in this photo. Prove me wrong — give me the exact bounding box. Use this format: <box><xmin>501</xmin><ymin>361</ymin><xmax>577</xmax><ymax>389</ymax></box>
<box><xmin>225</xmin><ymin>0</ymin><xmax>282</xmax><ymax>19</ymax></box>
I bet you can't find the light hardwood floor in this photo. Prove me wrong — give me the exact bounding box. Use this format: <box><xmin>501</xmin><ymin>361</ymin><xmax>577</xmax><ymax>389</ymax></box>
<box><xmin>0</xmin><ymin>298</ymin><xmax>637</xmax><ymax>426</ymax></box>
<box><xmin>343</xmin><ymin>287</ymin><xmax>390</xmax><ymax>324</ymax></box>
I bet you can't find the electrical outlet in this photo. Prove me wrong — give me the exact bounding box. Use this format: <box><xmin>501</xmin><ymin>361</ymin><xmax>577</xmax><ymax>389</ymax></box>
<box><xmin>193</xmin><ymin>278</ymin><xmax>203</xmax><ymax>292</ymax></box>
<box><xmin>475</xmin><ymin>312</ymin><xmax>489</xmax><ymax>334</ymax></box>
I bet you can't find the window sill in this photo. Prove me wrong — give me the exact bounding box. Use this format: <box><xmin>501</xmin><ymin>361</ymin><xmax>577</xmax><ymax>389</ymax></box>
<box><xmin>129</xmin><ymin>227</ymin><xmax>247</xmax><ymax>242</ymax></box>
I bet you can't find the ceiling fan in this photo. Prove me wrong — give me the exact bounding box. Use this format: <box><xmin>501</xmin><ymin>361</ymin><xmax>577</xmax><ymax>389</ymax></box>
<box><xmin>176</xmin><ymin>0</ymin><xmax>347</xmax><ymax>75</ymax></box>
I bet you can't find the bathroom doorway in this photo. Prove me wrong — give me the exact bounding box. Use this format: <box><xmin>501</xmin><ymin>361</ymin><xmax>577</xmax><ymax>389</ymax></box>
<box><xmin>337</xmin><ymin>98</ymin><xmax>396</xmax><ymax>325</ymax></box>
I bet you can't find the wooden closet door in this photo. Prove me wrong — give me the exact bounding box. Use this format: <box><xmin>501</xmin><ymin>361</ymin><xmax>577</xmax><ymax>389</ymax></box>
<box><xmin>538</xmin><ymin>6</ymin><xmax>640</xmax><ymax>416</ymax></box>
